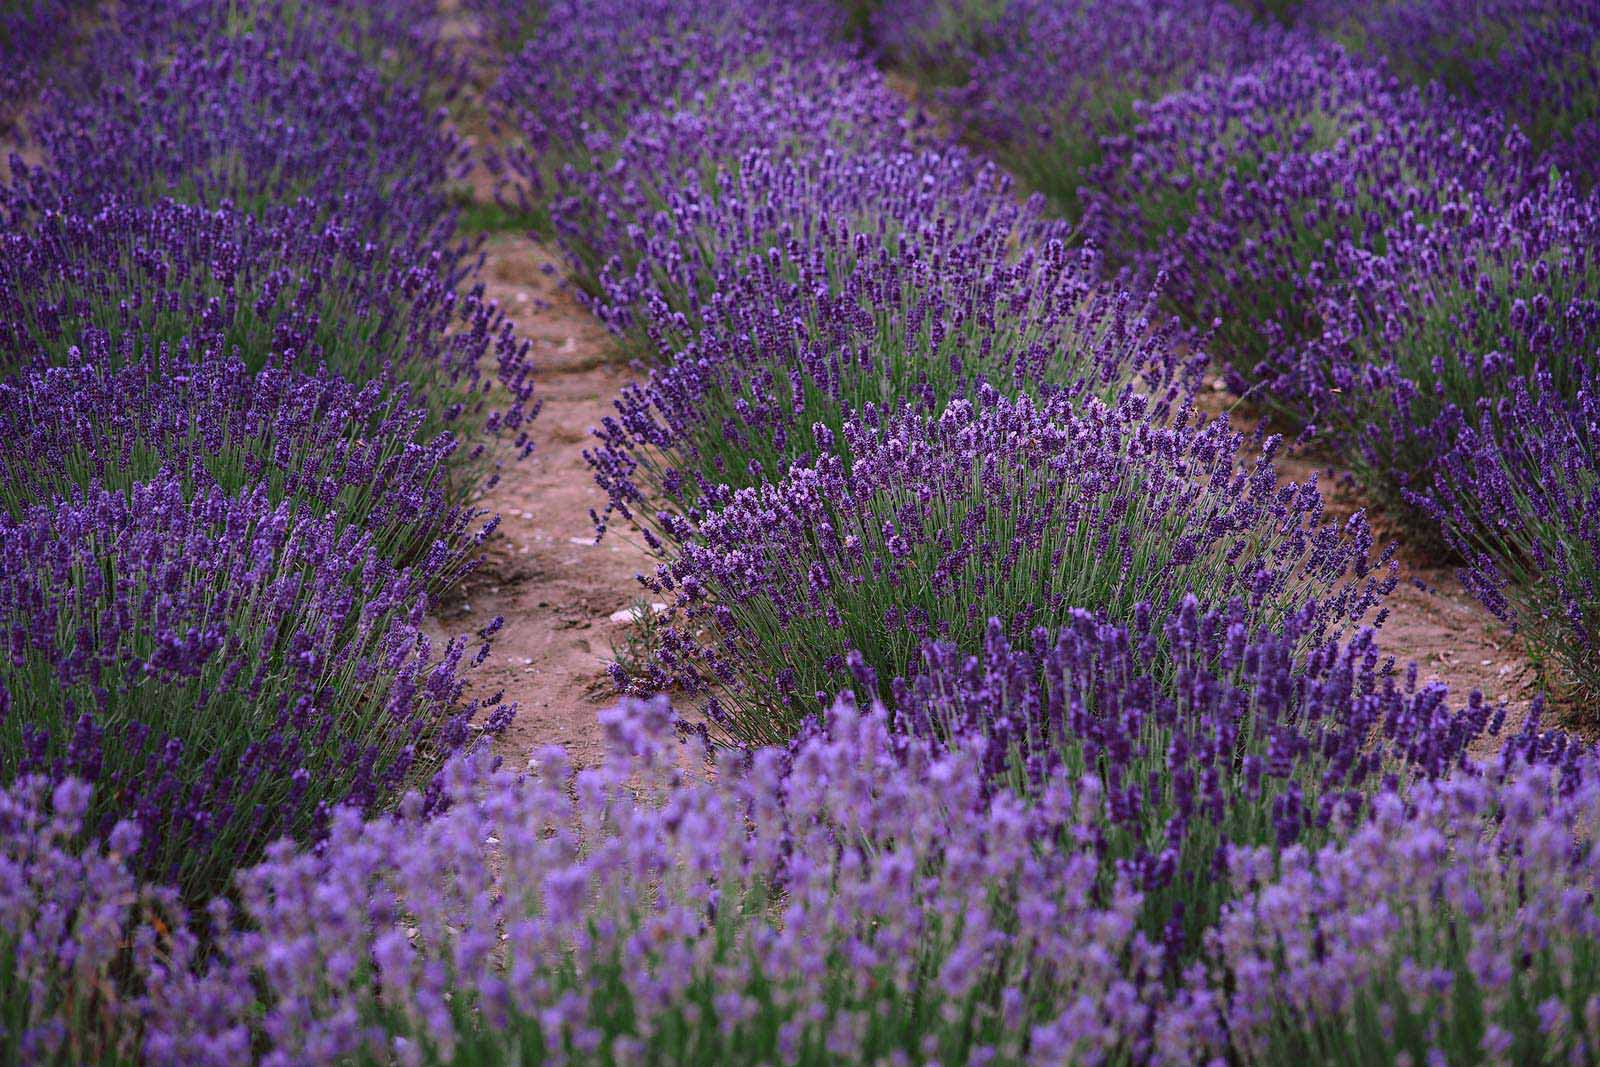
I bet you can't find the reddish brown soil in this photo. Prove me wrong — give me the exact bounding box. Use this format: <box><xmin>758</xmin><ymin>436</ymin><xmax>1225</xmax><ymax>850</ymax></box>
<box><xmin>437</xmin><ymin>236</ymin><xmax>658</xmax><ymax>769</ymax></box>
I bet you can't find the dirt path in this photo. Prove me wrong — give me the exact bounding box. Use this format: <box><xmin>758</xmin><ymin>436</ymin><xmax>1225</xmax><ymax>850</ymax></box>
<box><xmin>438</xmin><ymin>236</ymin><xmax>657</xmax><ymax>768</ymax></box>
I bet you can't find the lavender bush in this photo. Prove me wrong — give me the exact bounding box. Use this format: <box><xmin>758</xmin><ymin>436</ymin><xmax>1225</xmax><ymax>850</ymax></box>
<box><xmin>1304</xmin><ymin>0</ymin><xmax>1600</xmax><ymax>184</ymax></box>
<box><xmin>630</xmin><ymin>390</ymin><xmax>1394</xmax><ymax>744</ymax></box>
<box><xmin>0</xmin><ymin>199</ymin><xmax>537</xmax><ymax>473</ymax></box>
<box><xmin>0</xmin><ymin>351</ymin><xmax>486</xmax><ymax>588</ymax></box>
<box><xmin>1285</xmin><ymin>173</ymin><xmax>1600</xmax><ymax>529</ymax></box>
<box><xmin>874</xmin><ymin>0</ymin><xmax>1286</xmax><ymax>219</ymax></box>
<box><xmin>485</xmin><ymin>0</ymin><xmax>847</xmax><ymax>225</ymax></box>
<box><xmin>585</xmin><ymin>153</ymin><xmax>1197</xmax><ymax>540</ymax></box>
<box><xmin>1086</xmin><ymin>42</ymin><xmax>1537</xmax><ymax>389</ymax></box>
<box><xmin>1209</xmin><ymin>753</ymin><xmax>1600</xmax><ymax>1065</ymax></box>
<box><xmin>4</xmin><ymin>12</ymin><xmax>469</xmax><ymax>251</ymax></box>
<box><xmin>11</xmin><ymin>699</ymin><xmax>1182</xmax><ymax>1066</ymax></box>
<box><xmin>534</xmin><ymin>54</ymin><xmax>916</xmax><ymax>337</ymax></box>
<box><xmin>1426</xmin><ymin>372</ymin><xmax>1600</xmax><ymax>704</ymax></box>
<box><xmin>0</xmin><ymin>477</ymin><xmax>508</xmax><ymax>903</ymax></box>
<box><xmin>892</xmin><ymin>594</ymin><xmax>1507</xmax><ymax>952</ymax></box>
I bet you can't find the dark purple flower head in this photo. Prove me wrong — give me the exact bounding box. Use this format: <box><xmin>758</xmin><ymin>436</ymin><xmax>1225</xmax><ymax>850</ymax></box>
<box><xmin>0</xmin><ymin>476</ymin><xmax>507</xmax><ymax>902</ymax></box>
<box><xmin>632</xmin><ymin>390</ymin><xmax>1394</xmax><ymax>744</ymax></box>
<box><xmin>1086</xmin><ymin>41</ymin><xmax>1539</xmax><ymax>386</ymax></box>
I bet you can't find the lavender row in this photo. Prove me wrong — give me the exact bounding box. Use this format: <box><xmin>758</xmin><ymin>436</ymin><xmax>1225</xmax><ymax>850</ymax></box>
<box><xmin>4</xmin><ymin>638</ymin><xmax>1591</xmax><ymax>1065</ymax></box>
<box><xmin>878</xmin><ymin>1</ymin><xmax>1600</xmax><ymax>706</ymax></box>
<box><xmin>486</xmin><ymin>1</ymin><xmax>1396</xmax><ymax>770</ymax></box>
<box><xmin>0</xmin><ymin>0</ymin><xmax>532</xmax><ymax>906</ymax></box>
<box><xmin>1292</xmin><ymin>0</ymin><xmax>1600</xmax><ymax>184</ymax></box>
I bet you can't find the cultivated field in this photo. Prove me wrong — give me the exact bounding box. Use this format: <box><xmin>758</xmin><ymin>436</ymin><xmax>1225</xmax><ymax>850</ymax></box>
<box><xmin>3</xmin><ymin>1</ymin><xmax>1599</xmax><ymax>1064</ymax></box>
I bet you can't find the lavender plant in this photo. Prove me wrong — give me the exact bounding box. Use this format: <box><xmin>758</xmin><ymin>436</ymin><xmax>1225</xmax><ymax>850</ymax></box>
<box><xmin>0</xmin><ymin>199</ymin><xmax>538</xmax><ymax>478</ymax></box>
<box><xmin>585</xmin><ymin>153</ymin><xmax>1198</xmax><ymax>540</ymax></box>
<box><xmin>1209</xmin><ymin>753</ymin><xmax>1600</xmax><ymax>1065</ymax></box>
<box><xmin>536</xmin><ymin>54</ymin><xmax>916</xmax><ymax>334</ymax></box>
<box><xmin>1286</xmin><ymin>173</ymin><xmax>1600</xmax><ymax>530</ymax></box>
<box><xmin>891</xmin><ymin>595</ymin><xmax>1507</xmax><ymax>952</ymax></box>
<box><xmin>4</xmin><ymin>12</ymin><xmax>469</xmax><ymax>251</ymax></box>
<box><xmin>630</xmin><ymin>390</ymin><xmax>1394</xmax><ymax>744</ymax></box>
<box><xmin>1426</xmin><ymin>372</ymin><xmax>1600</xmax><ymax>705</ymax></box>
<box><xmin>20</xmin><ymin>699</ymin><xmax>1190</xmax><ymax>1066</ymax></box>
<box><xmin>0</xmin><ymin>351</ymin><xmax>486</xmax><ymax>589</ymax></box>
<box><xmin>1303</xmin><ymin>0</ymin><xmax>1600</xmax><ymax>184</ymax></box>
<box><xmin>0</xmin><ymin>477</ymin><xmax>509</xmax><ymax>903</ymax></box>
<box><xmin>485</xmin><ymin>0</ymin><xmax>847</xmax><ymax>223</ymax></box>
<box><xmin>881</xmin><ymin>0</ymin><xmax>1286</xmax><ymax>219</ymax></box>
<box><xmin>1086</xmin><ymin>42</ymin><xmax>1537</xmax><ymax>389</ymax></box>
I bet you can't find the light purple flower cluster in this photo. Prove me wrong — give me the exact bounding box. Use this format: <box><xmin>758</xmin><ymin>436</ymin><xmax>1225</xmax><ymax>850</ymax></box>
<box><xmin>629</xmin><ymin>389</ymin><xmax>1394</xmax><ymax>745</ymax></box>
<box><xmin>0</xmin><ymin>776</ymin><xmax>154</xmax><ymax>1065</ymax></box>
<box><xmin>7</xmin><ymin>687</ymin><xmax>1594</xmax><ymax>1066</ymax></box>
<box><xmin>15</xmin><ymin>698</ymin><xmax>1180</xmax><ymax>1066</ymax></box>
<box><xmin>0</xmin><ymin>476</ymin><xmax>507</xmax><ymax>902</ymax></box>
<box><xmin>1085</xmin><ymin>41</ymin><xmax>1537</xmax><ymax>387</ymax></box>
<box><xmin>1207</xmin><ymin>752</ymin><xmax>1600</xmax><ymax>1064</ymax></box>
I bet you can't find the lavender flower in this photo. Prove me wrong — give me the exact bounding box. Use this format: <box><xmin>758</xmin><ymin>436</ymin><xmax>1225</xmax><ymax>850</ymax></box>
<box><xmin>893</xmin><ymin>594</ymin><xmax>1511</xmax><ymax>952</ymax></box>
<box><xmin>630</xmin><ymin>389</ymin><xmax>1394</xmax><ymax>745</ymax></box>
<box><xmin>1426</xmin><ymin>370</ymin><xmax>1600</xmax><ymax>703</ymax></box>
<box><xmin>1086</xmin><ymin>42</ymin><xmax>1538</xmax><ymax>387</ymax></box>
<box><xmin>0</xmin><ymin>477</ymin><xmax>507</xmax><ymax>903</ymax></box>
<box><xmin>1207</xmin><ymin>751</ymin><xmax>1600</xmax><ymax>1065</ymax></box>
<box><xmin>0</xmin><ymin>777</ymin><xmax>153</xmax><ymax>1065</ymax></box>
<box><xmin>0</xmin><ymin>198</ymin><xmax>537</xmax><ymax>481</ymax></box>
<box><xmin>1287</xmin><ymin>172</ymin><xmax>1600</xmax><ymax>532</ymax></box>
<box><xmin>1304</xmin><ymin>0</ymin><xmax>1600</xmax><ymax>183</ymax></box>
<box><xmin>0</xmin><ymin>349</ymin><xmax>486</xmax><ymax>590</ymax></box>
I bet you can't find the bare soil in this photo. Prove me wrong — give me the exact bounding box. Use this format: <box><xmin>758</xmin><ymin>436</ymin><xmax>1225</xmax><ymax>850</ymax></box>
<box><xmin>438</xmin><ymin>236</ymin><xmax>658</xmax><ymax>769</ymax></box>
